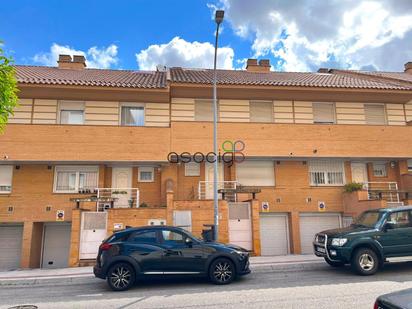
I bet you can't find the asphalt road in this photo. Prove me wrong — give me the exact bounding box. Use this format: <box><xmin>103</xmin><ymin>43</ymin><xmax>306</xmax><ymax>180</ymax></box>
<box><xmin>2</xmin><ymin>262</ymin><xmax>412</xmax><ymax>309</ymax></box>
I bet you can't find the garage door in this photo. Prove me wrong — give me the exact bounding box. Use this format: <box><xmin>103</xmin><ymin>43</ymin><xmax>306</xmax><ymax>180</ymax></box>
<box><xmin>42</xmin><ymin>223</ymin><xmax>71</xmax><ymax>269</ymax></box>
<box><xmin>300</xmin><ymin>213</ymin><xmax>341</xmax><ymax>254</ymax></box>
<box><xmin>0</xmin><ymin>225</ymin><xmax>23</xmax><ymax>270</ymax></box>
<box><xmin>260</xmin><ymin>214</ymin><xmax>289</xmax><ymax>256</ymax></box>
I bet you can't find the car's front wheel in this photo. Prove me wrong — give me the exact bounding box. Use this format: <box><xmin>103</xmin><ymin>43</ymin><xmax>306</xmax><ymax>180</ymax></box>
<box><xmin>351</xmin><ymin>248</ymin><xmax>379</xmax><ymax>276</ymax></box>
<box><xmin>324</xmin><ymin>257</ymin><xmax>345</xmax><ymax>267</ymax></box>
<box><xmin>107</xmin><ymin>262</ymin><xmax>135</xmax><ymax>291</ymax></box>
<box><xmin>209</xmin><ymin>258</ymin><xmax>236</xmax><ymax>285</ymax></box>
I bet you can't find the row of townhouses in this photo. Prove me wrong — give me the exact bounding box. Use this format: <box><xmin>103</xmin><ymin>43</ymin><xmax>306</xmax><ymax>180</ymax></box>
<box><xmin>0</xmin><ymin>55</ymin><xmax>412</xmax><ymax>270</ymax></box>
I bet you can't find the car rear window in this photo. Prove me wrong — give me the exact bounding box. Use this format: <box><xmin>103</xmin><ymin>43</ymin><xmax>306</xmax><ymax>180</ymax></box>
<box><xmin>128</xmin><ymin>230</ymin><xmax>158</xmax><ymax>244</ymax></box>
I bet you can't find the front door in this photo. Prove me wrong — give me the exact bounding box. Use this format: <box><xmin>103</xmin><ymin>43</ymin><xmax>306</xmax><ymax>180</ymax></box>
<box><xmin>159</xmin><ymin>228</ymin><xmax>206</xmax><ymax>273</ymax></box>
<box><xmin>228</xmin><ymin>202</ymin><xmax>253</xmax><ymax>250</ymax></box>
<box><xmin>205</xmin><ymin>162</ymin><xmax>224</xmax><ymax>199</ymax></box>
<box><xmin>112</xmin><ymin>167</ymin><xmax>132</xmax><ymax>208</ymax></box>
<box><xmin>79</xmin><ymin>212</ymin><xmax>108</xmax><ymax>259</ymax></box>
<box><xmin>378</xmin><ymin>210</ymin><xmax>412</xmax><ymax>257</ymax></box>
<box><xmin>351</xmin><ymin>162</ymin><xmax>368</xmax><ymax>184</ymax></box>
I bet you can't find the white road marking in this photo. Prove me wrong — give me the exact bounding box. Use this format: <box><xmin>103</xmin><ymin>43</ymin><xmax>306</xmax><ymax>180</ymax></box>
<box><xmin>76</xmin><ymin>293</ymin><xmax>103</xmax><ymax>297</ymax></box>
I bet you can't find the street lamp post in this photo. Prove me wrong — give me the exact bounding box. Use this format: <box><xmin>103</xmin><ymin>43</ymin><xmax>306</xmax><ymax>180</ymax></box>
<box><xmin>213</xmin><ymin>10</ymin><xmax>224</xmax><ymax>241</ymax></box>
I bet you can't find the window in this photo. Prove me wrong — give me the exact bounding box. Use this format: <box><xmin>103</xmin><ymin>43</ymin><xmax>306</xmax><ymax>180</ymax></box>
<box><xmin>138</xmin><ymin>167</ymin><xmax>154</xmax><ymax>182</ymax></box>
<box><xmin>161</xmin><ymin>230</ymin><xmax>185</xmax><ymax>245</ymax></box>
<box><xmin>309</xmin><ymin>160</ymin><xmax>345</xmax><ymax>186</ymax></box>
<box><xmin>195</xmin><ymin>100</ymin><xmax>214</xmax><ymax>121</ymax></box>
<box><xmin>386</xmin><ymin>211</ymin><xmax>412</xmax><ymax>229</ymax></box>
<box><xmin>121</xmin><ymin>104</ymin><xmax>145</xmax><ymax>126</ymax></box>
<box><xmin>0</xmin><ymin>165</ymin><xmax>13</xmax><ymax>193</ymax></box>
<box><xmin>365</xmin><ymin>104</ymin><xmax>386</xmax><ymax>125</ymax></box>
<box><xmin>408</xmin><ymin>159</ymin><xmax>412</xmax><ymax>172</ymax></box>
<box><xmin>313</xmin><ymin>102</ymin><xmax>335</xmax><ymax>124</ymax></box>
<box><xmin>236</xmin><ymin>161</ymin><xmax>275</xmax><ymax>186</ymax></box>
<box><xmin>185</xmin><ymin>162</ymin><xmax>200</xmax><ymax>176</ymax></box>
<box><xmin>54</xmin><ymin>166</ymin><xmax>98</xmax><ymax>193</ymax></box>
<box><xmin>250</xmin><ymin>101</ymin><xmax>273</xmax><ymax>122</ymax></box>
<box><xmin>373</xmin><ymin>162</ymin><xmax>387</xmax><ymax>177</ymax></box>
<box><xmin>59</xmin><ymin>101</ymin><xmax>84</xmax><ymax>124</ymax></box>
<box><xmin>128</xmin><ymin>231</ymin><xmax>158</xmax><ymax>244</ymax></box>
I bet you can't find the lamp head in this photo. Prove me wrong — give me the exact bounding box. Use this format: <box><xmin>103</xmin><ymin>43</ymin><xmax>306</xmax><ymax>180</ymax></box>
<box><xmin>215</xmin><ymin>10</ymin><xmax>224</xmax><ymax>25</ymax></box>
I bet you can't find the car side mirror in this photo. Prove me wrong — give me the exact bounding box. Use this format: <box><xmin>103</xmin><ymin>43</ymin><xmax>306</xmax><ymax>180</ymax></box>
<box><xmin>383</xmin><ymin>222</ymin><xmax>395</xmax><ymax>231</ymax></box>
<box><xmin>185</xmin><ymin>238</ymin><xmax>193</xmax><ymax>246</ymax></box>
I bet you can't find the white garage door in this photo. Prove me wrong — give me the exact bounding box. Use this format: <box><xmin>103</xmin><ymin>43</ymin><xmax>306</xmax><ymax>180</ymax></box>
<box><xmin>0</xmin><ymin>225</ymin><xmax>23</xmax><ymax>270</ymax></box>
<box><xmin>42</xmin><ymin>223</ymin><xmax>71</xmax><ymax>268</ymax></box>
<box><xmin>300</xmin><ymin>213</ymin><xmax>341</xmax><ymax>254</ymax></box>
<box><xmin>260</xmin><ymin>214</ymin><xmax>289</xmax><ymax>256</ymax></box>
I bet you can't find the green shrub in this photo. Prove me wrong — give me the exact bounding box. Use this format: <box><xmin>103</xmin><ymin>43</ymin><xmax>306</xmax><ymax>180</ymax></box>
<box><xmin>344</xmin><ymin>182</ymin><xmax>364</xmax><ymax>193</ymax></box>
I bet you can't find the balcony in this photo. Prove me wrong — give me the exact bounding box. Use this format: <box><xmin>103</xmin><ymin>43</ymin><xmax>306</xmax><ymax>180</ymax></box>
<box><xmin>96</xmin><ymin>188</ymin><xmax>140</xmax><ymax>211</ymax></box>
<box><xmin>198</xmin><ymin>181</ymin><xmax>238</xmax><ymax>202</ymax></box>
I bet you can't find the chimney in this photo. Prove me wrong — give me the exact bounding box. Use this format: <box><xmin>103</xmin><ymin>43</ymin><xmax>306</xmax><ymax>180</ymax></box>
<box><xmin>246</xmin><ymin>58</ymin><xmax>271</xmax><ymax>72</ymax></box>
<box><xmin>404</xmin><ymin>62</ymin><xmax>412</xmax><ymax>74</ymax></box>
<box><xmin>57</xmin><ymin>54</ymin><xmax>87</xmax><ymax>69</ymax></box>
<box><xmin>317</xmin><ymin>68</ymin><xmax>329</xmax><ymax>73</ymax></box>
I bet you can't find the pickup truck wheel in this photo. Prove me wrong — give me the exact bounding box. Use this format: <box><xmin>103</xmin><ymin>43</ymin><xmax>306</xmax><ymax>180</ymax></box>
<box><xmin>351</xmin><ymin>248</ymin><xmax>379</xmax><ymax>276</ymax></box>
<box><xmin>324</xmin><ymin>257</ymin><xmax>345</xmax><ymax>267</ymax></box>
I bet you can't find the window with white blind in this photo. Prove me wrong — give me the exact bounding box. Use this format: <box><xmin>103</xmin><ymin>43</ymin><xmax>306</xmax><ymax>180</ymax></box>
<box><xmin>313</xmin><ymin>102</ymin><xmax>336</xmax><ymax>124</ymax></box>
<box><xmin>0</xmin><ymin>165</ymin><xmax>13</xmax><ymax>193</ymax></box>
<box><xmin>236</xmin><ymin>161</ymin><xmax>275</xmax><ymax>186</ymax></box>
<box><xmin>195</xmin><ymin>100</ymin><xmax>214</xmax><ymax>121</ymax></box>
<box><xmin>250</xmin><ymin>101</ymin><xmax>273</xmax><ymax>122</ymax></box>
<box><xmin>54</xmin><ymin>166</ymin><xmax>98</xmax><ymax>193</ymax></box>
<box><xmin>309</xmin><ymin>160</ymin><xmax>345</xmax><ymax>186</ymax></box>
<box><xmin>185</xmin><ymin>162</ymin><xmax>200</xmax><ymax>176</ymax></box>
<box><xmin>59</xmin><ymin>101</ymin><xmax>85</xmax><ymax>124</ymax></box>
<box><xmin>408</xmin><ymin>159</ymin><xmax>412</xmax><ymax>172</ymax></box>
<box><xmin>373</xmin><ymin>162</ymin><xmax>387</xmax><ymax>177</ymax></box>
<box><xmin>364</xmin><ymin>104</ymin><xmax>386</xmax><ymax>125</ymax></box>
<box><xmin>121</xmin><ymin>104</ymin><xmax>145</xmax><ymax>126</ymax></box>
<box><xmin>138</xmin><ymin>167</ymin><xmax>154</xmax><ymax>182</ymax></box>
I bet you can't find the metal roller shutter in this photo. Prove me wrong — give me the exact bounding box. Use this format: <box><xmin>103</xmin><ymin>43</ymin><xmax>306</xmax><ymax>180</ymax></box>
<box><xmin>300</xmin><ymin>213</ymin><xmax>341</xmax><ymax>254</ymax></box>
<box><xmin>0</xmin><ymin>225</ymin><xmax>23</xmax><ymax>270</ymax></box>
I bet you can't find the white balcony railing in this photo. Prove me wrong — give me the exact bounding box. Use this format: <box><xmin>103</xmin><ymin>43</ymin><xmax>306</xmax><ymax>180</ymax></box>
<box><xmin>365</xmin><ymin>182</ymin><xmax>400</xmax><ymax>203</ymax></box>
<box><xmin>198</xmin><ymin>181</ymin><xmax>238</xmax><ymax>202</ymax></box>
<box><xmin>96</xmin><ymin>188</ymin><xmax>140</xmax><ymax>211</ymax></box>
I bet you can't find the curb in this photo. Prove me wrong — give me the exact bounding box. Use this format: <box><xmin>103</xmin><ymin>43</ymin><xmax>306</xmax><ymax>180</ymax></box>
<box><xmin>0</xmin><ymin>261</ymin><xmax>326</xmax><ymax>286</ymax></box>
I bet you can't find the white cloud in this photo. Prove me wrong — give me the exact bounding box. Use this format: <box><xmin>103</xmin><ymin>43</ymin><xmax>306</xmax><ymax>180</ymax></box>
<box><xmin>217</xmin><ymin>0</ymin><xmax>412</xmax><ymax>71</ymax></box>
<box><xmin>33</xmin><ymin>43</ymin><xmax>118</xmax><ymax>69</ymax></box>
<box><xmin>136</xmin><ymin>36</ymin><xmax>234</xmax><ymax>70</ymax></box>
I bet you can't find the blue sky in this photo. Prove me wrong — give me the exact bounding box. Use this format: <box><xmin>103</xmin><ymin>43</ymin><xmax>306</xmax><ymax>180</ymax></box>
<box><xmin>1</xmin><ymin>0</ymin><xmax>412</xmax><ymax>72</ymax></box>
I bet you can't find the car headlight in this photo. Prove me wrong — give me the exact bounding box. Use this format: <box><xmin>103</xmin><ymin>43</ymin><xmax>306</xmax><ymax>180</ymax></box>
<box><xmin>331</xmin><ymin>238</ymin><xmax>348</xmax><ymax>247</ymax></box>
<box><xmin>232</xmin><ymin>250</ymin><xmax>249</xmax><ymax>256</ymax></box>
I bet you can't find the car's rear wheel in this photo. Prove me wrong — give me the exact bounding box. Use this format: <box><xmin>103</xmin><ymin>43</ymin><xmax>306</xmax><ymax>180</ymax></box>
<box><xmin>351</xmin><ymin>248</ymin><xmax>379</xmax><ymax>276</ymax></box>
<box><xmin>107</xmin><ymin>262</ymin><xmax>135</xmax><ymax>291</ymax></box>
<box><xmin>324</xmin><ymin>257</ymin><xmax>345</xmax><ymax>267</ymax></box>
<box><xmin>209</xmin><ymin>258</ymin><xmax>236</xmax><ymax>285</ymax></box>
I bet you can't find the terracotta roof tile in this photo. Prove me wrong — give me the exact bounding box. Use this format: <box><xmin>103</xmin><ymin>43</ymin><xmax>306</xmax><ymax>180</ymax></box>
<box><xmin>169</xmin><ymin>67</ymin><xmax>412</xmax><ymax>90</ymax></box>
<box><xmin>15</xmin><ymin>65</ymin><xmax>167</xmax><ymax>89</ymax></box>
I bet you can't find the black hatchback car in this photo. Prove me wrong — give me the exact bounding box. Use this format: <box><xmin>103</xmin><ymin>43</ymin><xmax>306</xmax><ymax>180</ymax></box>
<box><xmin>94</xmin><ymin>226</ymin><xmax>251</xmax><ymax>291</ymax></box>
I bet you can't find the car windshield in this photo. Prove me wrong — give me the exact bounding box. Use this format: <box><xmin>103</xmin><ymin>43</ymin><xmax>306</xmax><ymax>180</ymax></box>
<box><xmin>352</xmin><ymin>211</ymin><xmax>384</xmax><ymax>228</ymax></box>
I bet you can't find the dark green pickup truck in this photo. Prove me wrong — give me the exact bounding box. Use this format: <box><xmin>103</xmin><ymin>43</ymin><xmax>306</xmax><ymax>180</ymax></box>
<box><xmin>313</xmin><ymin>206</ymin><xmax>412</xmax><ymax>275</ymax></box>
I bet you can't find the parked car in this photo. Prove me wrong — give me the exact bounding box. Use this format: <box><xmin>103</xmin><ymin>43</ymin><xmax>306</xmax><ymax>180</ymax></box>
<box><xmin>374</xmin><ymin>288</ymin><xmax>412</xmax><ymax>309</ymax></box>
<box><xmin>313</xmin><ymin>206</ymin><xmax>412</xmax><ymax>275</ymax></box>
<box><xmin>94</xmin><ymin>226</ymin><xmax>251</xmax><ymax>291</ymax></box>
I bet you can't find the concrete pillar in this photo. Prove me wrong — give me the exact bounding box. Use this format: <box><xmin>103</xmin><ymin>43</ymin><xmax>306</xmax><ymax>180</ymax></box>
<box><xmin>69</xmin><ymin>209</ymin><xmax>81</xmax><ymax>267</ymax></box>
<box><xmin>289</xmin><ymin>211</ymin><xmax>301</xmax><ymax>254</ymax></box>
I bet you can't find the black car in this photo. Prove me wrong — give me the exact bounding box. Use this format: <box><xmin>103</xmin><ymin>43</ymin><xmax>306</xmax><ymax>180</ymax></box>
<box><xmin>94</xmin><ymin>226</ymin><xmax>251</xmax><ymax>291</ymax></box>
<box><xmin>375</xmin><ymin>288</ymin><xmax>412</xmax><ymax>309</ymax></box>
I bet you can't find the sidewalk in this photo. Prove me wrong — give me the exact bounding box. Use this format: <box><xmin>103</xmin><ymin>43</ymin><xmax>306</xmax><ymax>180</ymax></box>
<box><xmin>0</xmin><ymin>255</ymin><xmax>324</xmax><ymax>286</ymax></box>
